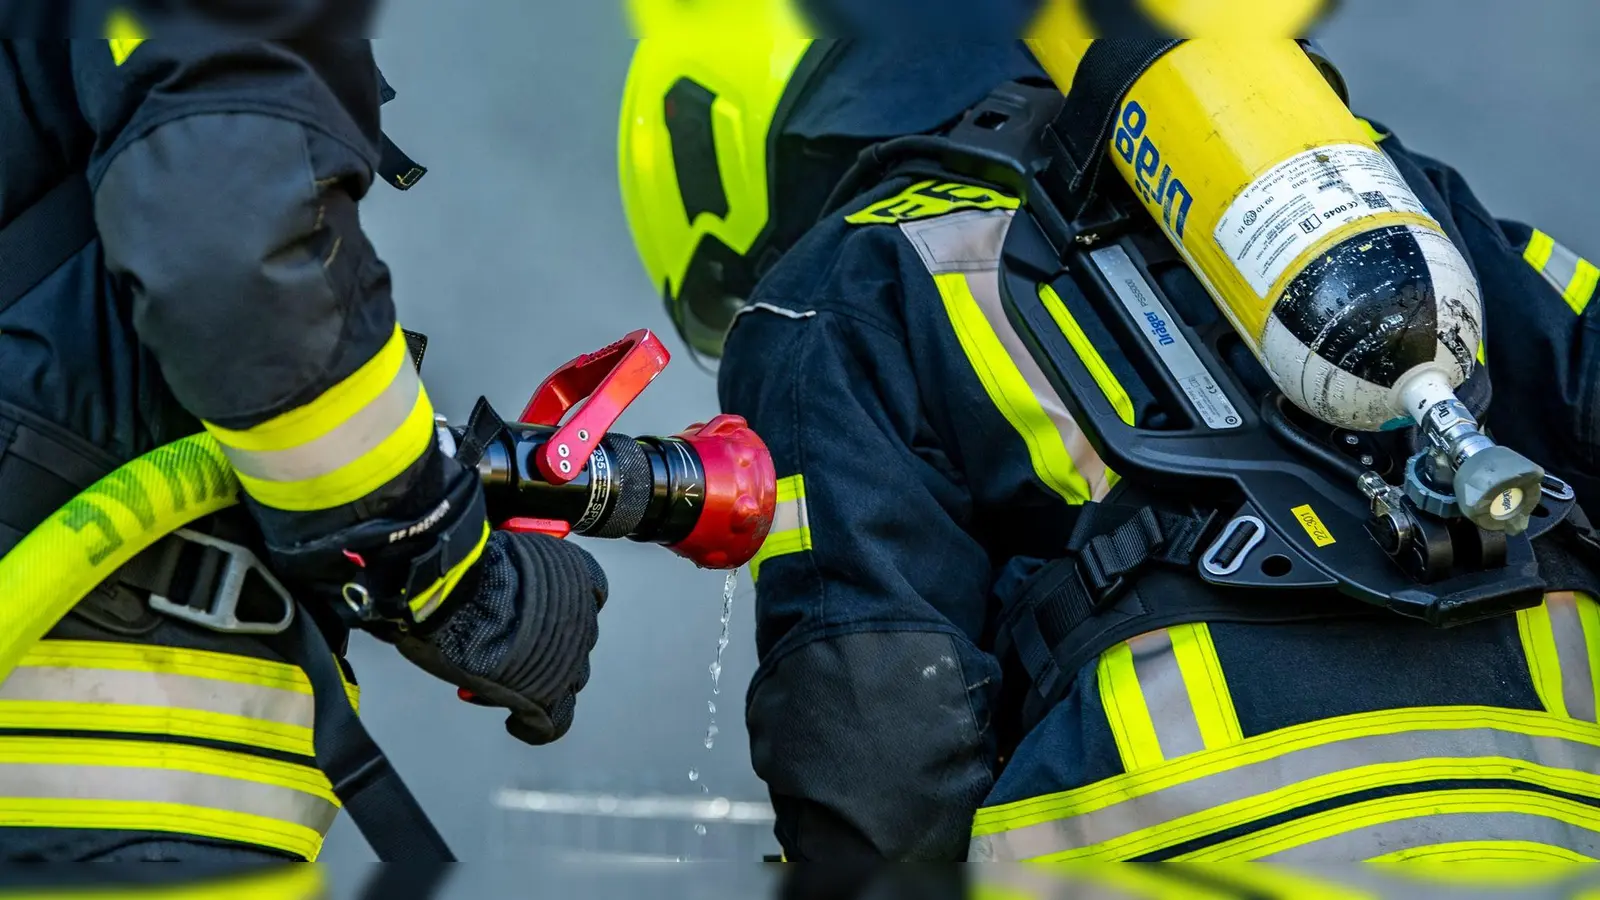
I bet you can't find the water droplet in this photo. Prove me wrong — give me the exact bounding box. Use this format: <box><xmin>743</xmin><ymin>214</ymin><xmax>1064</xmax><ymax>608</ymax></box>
<box><xmin>921</xmin><ymin>665</ymin><xmax>938</xmax><ymax>678</ymax></box>
<box><xmin>707</xmin><ymin>700</ymin><xmax>716</xmax><ymax>715</ymax></box>
<box><xmin>694</xmin><ymin>823</ymin><xmax>708</xmax><ymax>836</ymax></box>
<box><xmin>704</xmin><ymin>723</ymin><xmax>719</xmax><ymax>749</ymax></box>
<box><xmin>687</xmin><ymin>768</ymin><xmax>699</xmax><ymax>782</ymax></box>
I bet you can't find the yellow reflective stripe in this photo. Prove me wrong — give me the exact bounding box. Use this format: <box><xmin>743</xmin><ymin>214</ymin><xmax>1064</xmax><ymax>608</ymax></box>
<box><xmin>1369</xmin><ymin>839</ymin><xmax>1597</xmax><ymax>864</ymax></box>
<box><xmin>1098</xmin><ymin>641</ymin><xmax>1165</xmax><ymax>771</ymax></box>
<box><xmin>206</xmin><ymin>325</ymin><xmax>436</xmax><ymax>512</ymax></box>
<box><xmin>1168</xmin><ymin>624</ymin><xmax>1244</xmax><ymax>750</ymax></box>
<box><xmin>0</xmin><ymin>737</ymin><xmax>337</xmax><ymax>859</ymax></box>
<box><xmin>106</xmin><ymin>9</ymin><xmax>146</xmax><ymax>66</ymax></box>
<box><xmin>970</xmin><ymin>706</ymin><xmax>1600</xmax><ymax>837</ymax></box>
<box><xmin>0</xmin><ymin>798</ymin><xmax>323</xmax><ymax>861</ymax></box>
<box><xmin>230</xmin><ymin>383</ymin><xmax>435</xmax><ymax>512</ymax></box>
<box><xmin>845</xmin><ymin>180</ymin><xmax>1020</xmax><ymax>226</ymax></box>
<box><xmin>0</xmin><ymin>736</ymin><xmax>335</xmax><ymax>803</ymax></box>
<box><xmin>1357</xmin><ymin>118</ymin><xmax>1388</xmax><ymax>143</ymax></box>
<box><xmin>0</xmin><ymin>700</ymin><xmax>311</xmax><ymax>758</ymax></box>
<box><xmin>1040</xmin><ymin>283</ymin><xmax>1136</xmax><ymax>430</ymax></box>
<box><xmin>205</xmin><ymin>326</ymin><xmax>412</xmax><ymax>453</ymax></box>
<box><xmin>750</xmin><ymin>475</ymin><xmax>812</xmax><ymax>583</ymax></box>
<box><xmin>1525</xmin><ymin>230</ymin><xmax>1557</xmax><ymax>272</ymax></box>
<box><xmin>1518</xmin><ymin>601</ymin><xmax>1570</xmax><ymax>718</ymax></box>
<box><xmin>1565</xmin><ymin>258</ymin><xmax>1599</xmax><ymax>316</ymax></box>
<box><xmin>1182</xmin><ymin>790</ymin><xmax>1600</xmax><ymax>861</ymax></box>
<box><xmin>1476</xmin><ymin>340</ymin><xmax>1486</xmax><ymax>366</ymax></box>
<box><xmin>935</xmin><ymin>272</ymin><xmax>1093</xmax><ymax>505</ymax></box>
<box><xmin>18</xmin><ymin>640</ymin><xmax>361</xmax><ymax>713</ymax></box>
<box><xmin>1580</xmin><ymin>594</ymin><xmax>1600</xmax><ymax>721</ymax></box>
<box><xmin>29</xmin><ymin>864</ymin><xmax>329</xmax><ymax>900</ymax></box>
<box><xmin>408</xmin><ymin>520</ymin><xmax>491</xmax><ymax>622</ymax></box>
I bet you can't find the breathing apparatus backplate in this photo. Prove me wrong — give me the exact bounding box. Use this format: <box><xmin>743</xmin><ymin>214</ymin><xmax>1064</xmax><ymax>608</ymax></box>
<box><xmin>866</xmin><ymin>63</ymin><xmax>1572</xmax><ymax>627</ymax></box>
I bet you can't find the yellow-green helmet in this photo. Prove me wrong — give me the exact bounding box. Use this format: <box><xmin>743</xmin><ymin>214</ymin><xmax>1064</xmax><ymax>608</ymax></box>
<box><xmin>618</xmin><ymin>0</ymin><xmax>827</xmax><ymax>358</ymax></box>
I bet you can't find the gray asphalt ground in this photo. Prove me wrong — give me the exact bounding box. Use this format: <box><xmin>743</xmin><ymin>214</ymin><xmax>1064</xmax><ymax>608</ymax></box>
<box><xmin>319</xmin><ymin>0</ymin><xmax>1599</xmax><ymax>879</ymax></box>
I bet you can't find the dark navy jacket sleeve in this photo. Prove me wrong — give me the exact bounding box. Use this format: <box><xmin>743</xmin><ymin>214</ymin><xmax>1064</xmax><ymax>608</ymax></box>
<box><xmin>71</xmin><ymin>22</ymin><xmax>392</xmax><ymax>432</ymax></box>
<box><xmin>719</xmin><ymin>225</ymin><xmax>1005</xmax><ymax>861</ymax></box>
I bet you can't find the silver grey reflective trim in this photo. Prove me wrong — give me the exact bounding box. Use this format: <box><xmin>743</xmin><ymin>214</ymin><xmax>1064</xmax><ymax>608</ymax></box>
<box><xmin>1547</xmin><ymin>593</ymin><xmax>1598</xmax><ymax>723</ymax></box>
<box><xmin>971</xmin><ymin>726</ymin><xmax>1600</xmax><ymax>861</ymax></box>
<box><xmin>1127</xmin><ymin>630</ymin><xmax>1206</xmax><ymax>760</ymax></box>
<box><xmin>769</xmin><ymin>493</ymin><xmax>810</xmax><ymax>536</ymax></box>
<box><xmin>0</xmin><ymin>763</ymin><xmax>337</xmax><ymax>834</ymax></box>
<box><xmin>1261</xmin><ymin>812</ymin><xmax>1600</xmax><ymax>862</ymax></box>
<box><xmin>901</xmin><ymin>208</ymin><xmax>1012</xmax><ymax>277</ymax></box>
<box><xmin>0</xmin><ymin>667</ymin><xmax>315</xmax><ymax>729</ymax></box>
<box><xmin>730</xmin><ymin>301</ymin><xmax>818</xmax><ymax>327</ymax></box>
<box><xmin>219</xmin><ymin>352</ymin><xmax>421</xmax><ymax>483</ymax></box>
<box><xmin>1541</xmin><ymin>241</ymin><xmax>1581</xmax><ymax>297</ymax></box>
<box><xmin>902</xmin><ymin>210</ymin><xmax>1116</xmax><ymax>500</ymax></box>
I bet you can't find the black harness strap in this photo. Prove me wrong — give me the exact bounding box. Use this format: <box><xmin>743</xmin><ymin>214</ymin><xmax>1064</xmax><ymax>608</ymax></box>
<box><xmin>277</xmin><ymin>609</ymin><xmax>456</xmax><ymax>862</ymax></box>
<box><xmin>1040</xmin><ymin>39</ymin><xmax>1182</xmax><ymax>221</ymax></box>
<box><xmin>0</xmin><ymin>173</ymin><xmax>96</xmax><ymax>316</ymax></box>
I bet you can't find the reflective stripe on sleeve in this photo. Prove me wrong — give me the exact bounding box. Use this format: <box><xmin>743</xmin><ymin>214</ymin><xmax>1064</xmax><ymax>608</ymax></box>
<box><xmin>968</xmin><ymin>706</ymin><xmax>1600</xmax><ymax>862</ymax></box>
<box><xmin>904</xmin><ymin>209</ymin><xmax>1115</xmax><ymax>504</ymax></box>
<box><xmin>204</xmin><ymin>324</ymin><xmax>436</xmax><ymax>512</ymax></box>
<box><xmin>1098</xmin><ymin>624</ymin><xmax>1242</xmax><ymax>772</ymax></box>
<box><xmin>406</xmin><ymin>519</ymin><xmax>491</xmax><ymax>624</ymax></box>
<box><xmin>1518</xmin><ymin>593</ymin><xmax>1600</xmax><ymax>723</ymax></box>
<box><xmin>1523</xmin><ymin>229</ymin><xmax>1599</xmax><ymax>316</ymax></box>
<box><xmin>750</xmin><ymin>475</ymin><xmax>811</xmax><ymax>583</ymax></box>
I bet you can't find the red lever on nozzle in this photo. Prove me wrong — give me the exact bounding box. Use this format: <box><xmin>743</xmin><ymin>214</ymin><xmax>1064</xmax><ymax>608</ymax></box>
<box><xmin>520</xmin><ymin>329</ymin><xmax>671</xmax><ymax>485</ymax></box>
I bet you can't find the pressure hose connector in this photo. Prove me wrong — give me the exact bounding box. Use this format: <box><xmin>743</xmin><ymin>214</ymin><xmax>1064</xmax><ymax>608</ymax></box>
<box><xmin>437</xmin><ymin>330</ymin><xmax>776</xmax><ymax>569</ymax></box>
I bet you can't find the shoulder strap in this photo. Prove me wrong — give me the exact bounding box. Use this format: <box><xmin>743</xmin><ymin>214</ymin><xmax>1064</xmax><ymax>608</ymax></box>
<box><xmin>276</xmin><ymin>606</ymin><xmax>456</xmax><ymax>862</ymax></box>
<box><xmin>0</xmin><ymin>172</ymin><xmax>96</xmax><ymax>316</ymax></box>
<box><xmin>1040</xmin><ymin>40</ymin><xmax>1181</xmax><ymax>221</ymax></box>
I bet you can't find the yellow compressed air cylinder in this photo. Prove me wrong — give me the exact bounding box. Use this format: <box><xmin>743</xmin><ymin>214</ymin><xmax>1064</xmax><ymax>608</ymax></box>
<box><xmin>1026</xmin><ymin>31</ymin><xmax>1485</xmax><ymax>434</ymax></box>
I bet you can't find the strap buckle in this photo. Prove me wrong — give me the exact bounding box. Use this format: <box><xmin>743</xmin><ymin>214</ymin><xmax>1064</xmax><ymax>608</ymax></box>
<box><xmin>147</xmin><ymin>529</ymin><xmax>296</xmax><ymax>635</ymax></box>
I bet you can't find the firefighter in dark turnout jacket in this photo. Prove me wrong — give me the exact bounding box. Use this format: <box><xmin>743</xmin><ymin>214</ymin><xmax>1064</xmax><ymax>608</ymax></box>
<box><xmin>619</xmin><ymin>8</ymin><xmax>1600</xmax><ymax>862</ymax></box>
<box><xmin>0</xmin><ymin>3</ymin><xmax>607</xmax><ymax>860</ymax></box>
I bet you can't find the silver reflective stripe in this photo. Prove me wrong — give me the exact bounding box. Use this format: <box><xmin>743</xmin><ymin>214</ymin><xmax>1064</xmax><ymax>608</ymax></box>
<box><xmin>1541</xmin><ymin>240</ymin><xmax>1581</xmax><ymax>297</ymax></box>
<box><xmin>770</xmin><ymin>492</ymin><xmax>810</xmax><ymax>536</ymax></box>
<box><xmin>973</xmin><ymin>726</ymin><xmax>1600</xmax><ymax>861</ymax></box>
<box><xmin>1127</xmin><ymin>631</ymin><xmax>1206</xmax><ymax>760</ymax></box>
<box><xmin>0</xmin><ymin>763</ymin><xmax>337</xmax><ymax>834</ymax></box>
<box><xmin>220</xmin><ymin>352</ymin><xmax>421</xmax><ymax>484</ymax></box>
<box><xmin>901</xmin><ymin>210</ymin><xmax>1116</xmax><ymax>500</ymax></box>
<box><xmin>1261</xmin><ymin>812</ymin><xmax>1600</xmax><ymax>862</ymax></box>
<box><xmin>0</xmin><ymin>667</ymin><xmax>315</xmax><ymax>728</ymax></box>
<box><xmin>1547</xmin><ymin>593</ymin><xmax>1598</xmax><ymax>723</ymax></box>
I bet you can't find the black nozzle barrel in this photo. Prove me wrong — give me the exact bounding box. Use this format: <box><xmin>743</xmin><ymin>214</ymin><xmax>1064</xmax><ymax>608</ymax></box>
<box><xmin>448</xmin><ymin>424</ymin><xmax>707</xmax><ymax>546</ymax></box>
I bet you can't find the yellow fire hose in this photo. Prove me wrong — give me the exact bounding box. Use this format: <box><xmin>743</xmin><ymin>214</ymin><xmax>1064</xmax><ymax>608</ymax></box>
<box><xmin>0</xmin><ymin>433</ymin><xmax>239</xmax><ymax>684</ymax></box>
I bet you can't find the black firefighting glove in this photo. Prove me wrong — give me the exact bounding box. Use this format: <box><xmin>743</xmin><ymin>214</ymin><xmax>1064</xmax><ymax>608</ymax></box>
<box><xmin>395</xmin><ymin>528</ymin><xmax>608</xmax><ymax>745</ymax></box>
<box><xmin>259</xmin><ymin>444</ymin><xmax>608</xmax><ymax>744</ymax></box>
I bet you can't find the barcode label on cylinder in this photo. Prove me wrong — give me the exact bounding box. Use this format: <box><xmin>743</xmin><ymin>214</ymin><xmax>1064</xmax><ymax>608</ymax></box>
<box><xmin>1215</xmin><ymin>144</ymin><xmax>1435</xmax><ymax>299</ymax></box>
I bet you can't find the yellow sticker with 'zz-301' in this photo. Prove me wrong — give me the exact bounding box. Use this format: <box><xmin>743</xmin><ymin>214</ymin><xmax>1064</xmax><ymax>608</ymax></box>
<box><xmin>1291</xmin><ymin>504</ymin><xmax>1336</xmax><ymax>547</ymax></box>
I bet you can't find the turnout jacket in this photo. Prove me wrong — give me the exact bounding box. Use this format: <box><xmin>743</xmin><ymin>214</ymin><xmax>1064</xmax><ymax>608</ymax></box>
<box><xmin>719</xmin><ymin>115</ymin><xmax>1600</xmax><ymax>861</ymax></box>
<box><xmin>0</xmin><ymin>5</ymin><xmax>544</xmax><ymax>862</ymax></box>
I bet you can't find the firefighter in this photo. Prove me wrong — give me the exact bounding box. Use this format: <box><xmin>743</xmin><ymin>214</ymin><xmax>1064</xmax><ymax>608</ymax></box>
<box><xmin>0</xmin><ymin>3</ymin><xmax>608</xmax><ymax>860</ymax></box>
<box><xmin>620</xmin><ymin>1</ymin><xmax>1600</xmax><ymax>862</ymax></box>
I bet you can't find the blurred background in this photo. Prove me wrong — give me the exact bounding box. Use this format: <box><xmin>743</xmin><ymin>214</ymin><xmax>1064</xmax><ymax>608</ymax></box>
<box><xmin>321</xmin><ymin>0</ymin><xmax>1599</xmax><ymax>878</ymax></box>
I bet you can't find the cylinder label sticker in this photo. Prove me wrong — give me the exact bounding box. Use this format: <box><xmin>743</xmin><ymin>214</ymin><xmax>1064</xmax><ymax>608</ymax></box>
<box><xmin>1215</xmin><ymin>144</ymin><xmax>1435</xmax><ymax>298</ymax></box>
<box><xmin>1090</xmin><ymin>246</ymin><xmax>1242</xmax><ymax>430</ymax></box>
